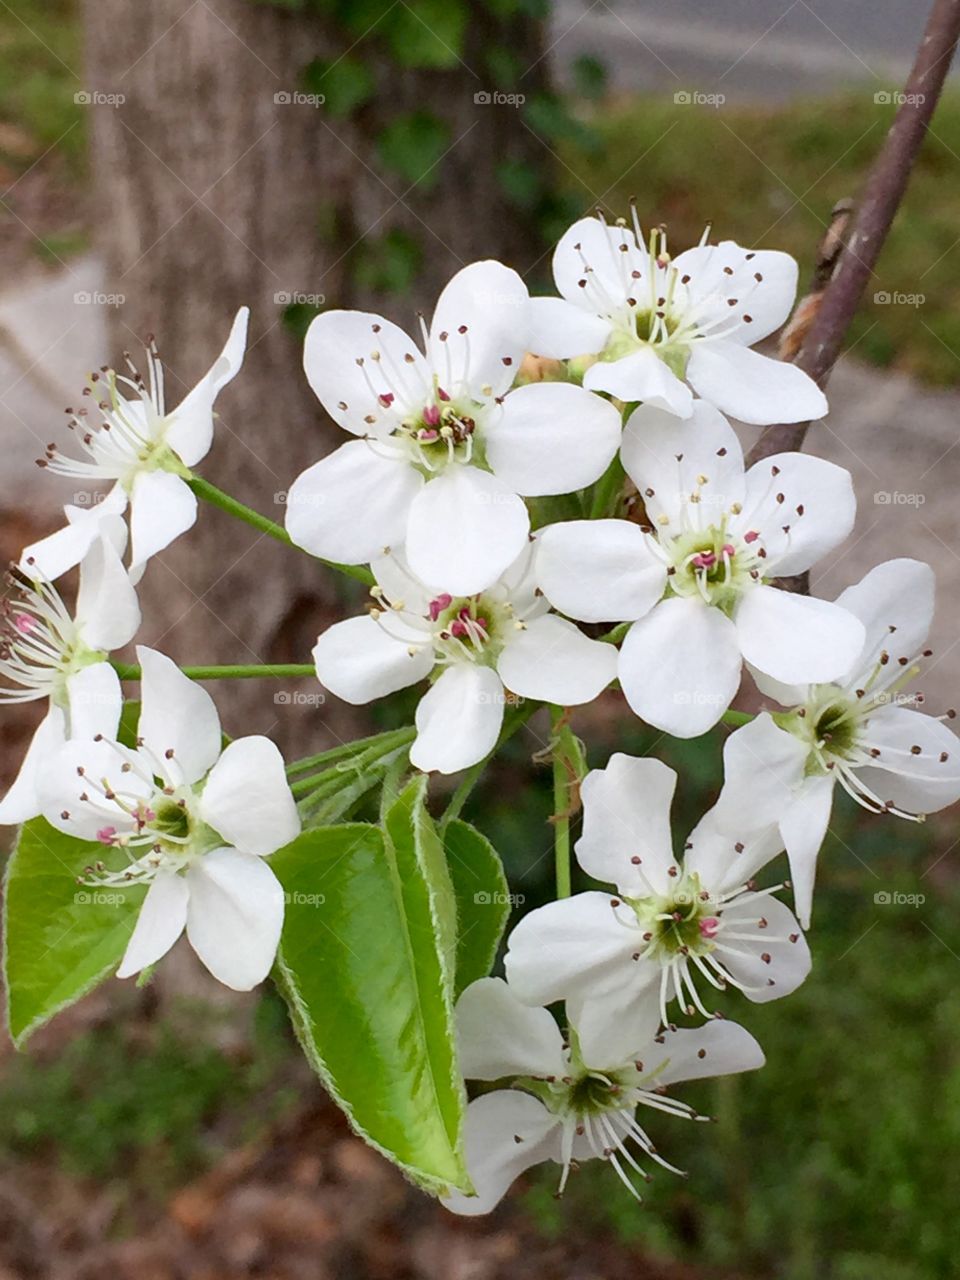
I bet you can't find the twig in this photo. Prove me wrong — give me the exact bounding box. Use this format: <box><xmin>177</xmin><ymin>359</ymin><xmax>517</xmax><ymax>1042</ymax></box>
<box><xmin>747</xmin><ymin>0</ymin><xmax>960</xmax><ymax>468</ymax></box>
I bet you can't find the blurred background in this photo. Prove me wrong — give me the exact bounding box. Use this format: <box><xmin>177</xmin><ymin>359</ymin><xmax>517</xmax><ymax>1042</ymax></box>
<box><xmin>1</xmin><ymin>1</ymin><xmax>960</xmax><ymax>1277</ymax></box>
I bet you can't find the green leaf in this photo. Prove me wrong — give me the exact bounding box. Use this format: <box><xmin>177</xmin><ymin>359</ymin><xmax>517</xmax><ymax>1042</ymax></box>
<box><xmin>352</xmin><ymin>228</ymin><xmax>422</xmax><ymax>295</ymax></box>
<box><xmin>572</xmin><ymin>53</ymin><xmax>608</xmax><ymax>101</ymax></box>
<box><xmin>497</xmin><ymin>157</ymin><xmax>542</xmax><ymax>210</ymax></box>
<box><xmin>376</xmin><ymin>113</ymin><xmax>451</xmax><ymax>192</ymax></box>
<box><xmin>271</xmin><ymin>815</ymin><xmax>469</xmax><ymax>1193</ymax></box>
<box><xmin>301</xmin><ymin>56</ymin><xmax>375</xmax><ymax>118</ymax></box>
<box><xmin>3</xmin><ymin>818</ymin><xmax>145</xmax><ymax>1047</ymax></box>
<box><xmin>382</xmin><ymin>0</ymin><xmax>467</xmax><ymax>69</ymax></box>
<box><xmin>444</xmin><ymin>820</ymin><xmax>510</xmax><ymax>996</ymax></box>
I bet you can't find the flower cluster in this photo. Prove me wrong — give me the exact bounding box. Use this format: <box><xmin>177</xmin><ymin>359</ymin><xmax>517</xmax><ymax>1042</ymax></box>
<box><xmin>2</xmin><ymin>210</ymin><xmax>957</xmax><ymax>1217</ymax></box>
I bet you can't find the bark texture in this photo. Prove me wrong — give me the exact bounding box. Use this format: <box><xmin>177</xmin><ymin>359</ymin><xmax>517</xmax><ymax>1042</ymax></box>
<box><xmin>81</xmin><ymin>0</ymin><xmax>547</xmax><ymax>748</ymax></box>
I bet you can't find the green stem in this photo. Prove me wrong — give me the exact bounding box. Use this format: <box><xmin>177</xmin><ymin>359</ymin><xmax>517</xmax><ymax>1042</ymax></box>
<box><xmin>188</xmin><ymin>475</ymin><xmax>374</xmax><ymax>586</ymax></box>
<box><xmin>112</xmin><ymin>661</ymin><xmax>316</xmax><ymax>681</ymax></box>
<box><xmin>722</xmin><ymin>709</ymin><xmax>754</xmax><ymax>727</ymax></box>
<box><xmin>286</xmin><ymin>727</ymin><xmax>415</xmax><ymax>776</ymax></box>
<box><xmin>550</xmin><ymin>706</ymin><xmax>573</xmax><ymax>900</ymax></box>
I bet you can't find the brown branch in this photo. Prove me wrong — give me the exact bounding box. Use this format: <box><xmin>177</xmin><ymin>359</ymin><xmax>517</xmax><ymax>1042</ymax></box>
<box><xmin>746</xmin><ymin>0</ymin><xmax>960</xmax><ymax>468</ymax></box>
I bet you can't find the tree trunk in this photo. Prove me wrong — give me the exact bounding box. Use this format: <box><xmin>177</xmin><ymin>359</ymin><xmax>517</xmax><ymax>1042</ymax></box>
<box><xmin>80</xmin><ymin>0</ymin><xmax>548</xmax><ymax>750</ymax></box>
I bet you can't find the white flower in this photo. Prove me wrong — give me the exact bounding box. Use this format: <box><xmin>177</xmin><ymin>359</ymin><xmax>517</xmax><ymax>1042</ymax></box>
<box><xmin>312</xmin><ymin>547</ymin><xmax>616</xmax><ymax>775</ymax></box>
<box><xmin>536</xmin><ymin>402</ymin><xmax>866</xmax><ymax>736</ymax></box>
<box><xmin>527</xmin><ymin>213</ymin><xmax>828</xmax><ymax>425</ymax></box>
<box><xmin>0</xmin><ymin>526</ymin><xmax>140</xmax><ymax>825</ymax></box>
<box><xmin>284</xmin><ymin>260</ymin><xmax>622</xmax><ymax>595</ymax></box>
<box><xmin>38</xmin><ymin>646</ymin><xmax>300</xmax><ymax>990</ymax></box>
<box><xmin>20</xmin><ymin>488</ymin><xmax>128</xmax><ymax>582</ymax></box>
<box><xmin>711</xmin><ymin>559</ymin><xmax>960</xmax><ymax>928</ymax></box>
<box><xmin>39</xmin><ymin>308</ymin><xmax>248</xmax><ymax>577</ymax></box>
<box><xmin>504</xmin><ymin>754</ymin><xmax>810</xmax><ymax>1062</ymax></box>
<box><xmin>443</xmin><ymin>977</ymin><xmax>764</xmax><ymax>1215</ymax></box>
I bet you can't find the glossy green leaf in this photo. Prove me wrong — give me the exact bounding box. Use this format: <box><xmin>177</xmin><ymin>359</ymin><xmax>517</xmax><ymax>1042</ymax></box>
<box><xmin>444</xmin><ymin>819</ymin><xmax>510</xmax><ymax>996</ymax></box>
<box><xmin>3</xmin><ymin>818</ymin><xmax>145</xmax><ymax>1047</ymax></box>
<box><xmin>271</xmin><ymin>814</ymin><xmax>469</xmax><ymax>1193</ymax></box>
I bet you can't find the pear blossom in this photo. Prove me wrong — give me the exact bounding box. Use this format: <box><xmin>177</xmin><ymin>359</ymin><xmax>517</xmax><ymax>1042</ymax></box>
<box><xmin>312</xmin><ymin>546</ymin><xmax>616</xmax><ymax>776</ymax></box>
<box><xmin>38</xmin><ymin>646</ymin><xmax>300</xmax><ymax>990</ymax></box>
<box><xmin>444</xmin><ymin>977</ymin><xmax>764</xmax><ymax>1215</ymax></box>
<box><xmin>712</xmin><ymin>560</ymin><xmax>960</xmax><ymax>928</ymax></box>
<box><xmin>20</xmin><ymin>488</ymin><xmax>128</xmax><ymax>582</ymax></box>
<box><xmin>535</xmin><ymin>401</ymin><xmax>866</xmax><ymax>736</ymax></box>
<box><xmin>39</xmin><ymin>308</ymin><xmax>248</xmax><ymax>577</ymax></box>
<box><xmin>284</xmin><ymin>261</ymin><xmax>622</xmax><ymax>595</ymax></box>
<box><xmin>505</xmin><ymin>754</ymin><xmax>810</xmax><ymax>1063</ymax></box>
<box><xmin>0</xmin><ymin>527</ymin><xmax>140</xmax><ymax>825</ymax></box>
<box><xmin>527</xmin><ymin>213</ymin><xmax>828</xmax><ymax>425</ymax></box>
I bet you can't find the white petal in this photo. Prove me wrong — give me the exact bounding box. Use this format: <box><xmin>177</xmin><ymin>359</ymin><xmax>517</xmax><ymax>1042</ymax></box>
<box><xmin>856</xmin><ymin>705</ymin><xmax>960</xmax><ymax>815</ymax></box>
<box><xmin>411</xmin><ymin>664</ymin><xmax>504</xmax><ymax>774</ymax></box>
<box><xmin>75</xmin><ymin>534</ymin><xmax>141</xmax><ymax>651</ymax></box>
<box><xmin>710</xmin><ymin>712</ymin><xmax>809</xmax><ymax>834</ymax></box>
<box><xmin>670</xmin><ymin>242</ymin><xmax>798</xmax><ymax>345</ymax></box>
<box><xmin>368</xmin><ymin>548</ymin><xmax>434</xmax><ymax>615</ymax></box>
<box><xmin>136</xmin><ymin>645</ymin><xmax>222</xmax><ymax>785</ymax></box>
<box><xmin>583</xmin><ymin>346</ymin><xmax>693</xmax><ymax>416</ymax></box>
<box><xmin>0</xmin><ymin>707</ymin><xmax>66</xmax><ymax>825</ymax></box>
<box><xmin>686</xmin><ymin>340</ymin><xmax>828</xmax><ymax>425</ymax></box>
<box><xmin>834</xmin><ymin>559</ymin><xmax>935</xmax><ymax>684</ymax></box>
<box><xmin>164</xmin><ymin>306</ymin><xmax>249</xmax><ymax>466</ymax></box>
<box><xmin>484</xmin><ymin>382</ymin><xmax>621</xmax><ymax>497</ymax></box>
<box><xmin>504</xmin><ymin>892</ymin><xmax>640</xmax><ymax>1009</ymax></box>
<box><xmin>200</xmin><ymin>736</ymin><xmax>301</xmax><ymax>856</ymax></box>
<box><xmin>535</xmin><ymin>519</ymin><xmax>666</xmax><ymax>624</ymax></box>
<box><xmin>64</xmin><ymin>661</ymin><xmax>123</xmax><ymax>740</ymax></box>
<box><xmin>19</xmin><ymin>489</ymin><xmax>128</xmax><ymax>581</ymax></box>
<box><xmin>116</xmin><ymin>871</ymin><xmax>188</xmax><ymax>979</ymax></box>
<box><xmin>285</xmin><ymin>440</ymin><xmax>422</xmax><ymax>565</ymax></box>
<box><xmin>405</xmin><ymin>466</ymin><xmax>529</xmax><ymax>596</ymax></box>
<box><xmin>573</xmin><ymin>980</ymin><xmax>663</xmax><ymax>1071</ymax></box>
<box><xmin>716</xmin><ymin>894</ymin><xmax>810</xmax><ymax>1003</ymax></box>
<box><xmin>650</xmin><ymin>1019</ymin><xmax>766</xmax><ymax>1086</ymax></box>
<box><xmin>551</xmin><ymin>215</ymin><xmax>639</xmax><ymax>308</ymax></box>
<box><xmin>303</xmin><ymin>309</ymin><xmax>429</xmax><ymax>434</ymax></box>
<box><xmin>619</xmin><ymin>598</ymin><xmax>742</xmax><ymax>736</ymax></box>
<box><xmin>129</xmin><ymin>470</ymin><xmax>197</xmax><ymax>574</ymax></box>
<box><xmin>684</xmin><ymin>810</ymin><xmax>785</xmax><ymax>899</ymax></box>
<box><xmin>313</xmin><ymin>614</ymin><xmax>433</xmax><ymax>705</ymax></box>
<box><xmin>620</xmin><ymin>399</ymin><xmax>745</xmax><ymax>529</ymax></box>
<box><xmin>429</xmin><ymin>260</ymin><xmax>530</xmax><ymax>399</ymax></box>
<box><xmin>456</xmin><ymin>978</ymin><xmax>566</xmax><ymax>1080</ymax></box>
<box><xmin>576</xmin><ymin>754</ymin><xmax>678</xmax><ymax>896</ymax></box>
<box><xmin>497</xmin><ymin>615</ymin><xmax>616</xmax><ymax>706</ymax></box>
<box><xmin>186</xmin><ymin>848</ymin><xmax>285</xmax><ymax>990</ymax></box>
<box><xmin>527</xmin><ymin>295</ymin><xmax>612</xmax><ymax>359</ymax></box>
<box><xmin>780</xmin><ymin>774</ymin><xmax>834</xmax><ymax>929</ymax></box>
<box><xmin>738</xmin><ymin>452</ymin><xmax>856</xmax><ymax>576</ymax></box>
<box><xmin>735</xmin><ymin>588</ymin><xmax>865</xmax><ymax>685</ymax></box>
<box><xmin>443</xmin><ymin>1091</ymin><xmax>559</xmax><ymax>1216</ymax></box>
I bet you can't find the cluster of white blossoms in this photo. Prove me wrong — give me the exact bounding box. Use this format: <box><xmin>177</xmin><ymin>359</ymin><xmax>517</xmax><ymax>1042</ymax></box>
<box><xmin>3</xmin><ymin>210</ymin><xmax>958</xmax><ymax>1213</ymax></box>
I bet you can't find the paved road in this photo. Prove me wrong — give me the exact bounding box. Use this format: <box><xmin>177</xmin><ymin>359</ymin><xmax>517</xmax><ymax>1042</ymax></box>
<box><xmin>551</xmin><ymin>0</ymin><xmax>951</xmax><ymax>99</ymax></box>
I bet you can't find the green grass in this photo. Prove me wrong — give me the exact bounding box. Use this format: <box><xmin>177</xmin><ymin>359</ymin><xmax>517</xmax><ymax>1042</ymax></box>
<box><xmin>0</xmin><ymin>0</ymin><xmax>84</xmax><ymax>168</ymax></box>
<box><xmin>569</xmin><ymin>90</ymin><xmax>960</xmax><ymax>385</ymax></box>
<box><xmin>0</xmin><ymin>991</ymin><xmax>299</xmax><ymax>1198</ymax></box>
